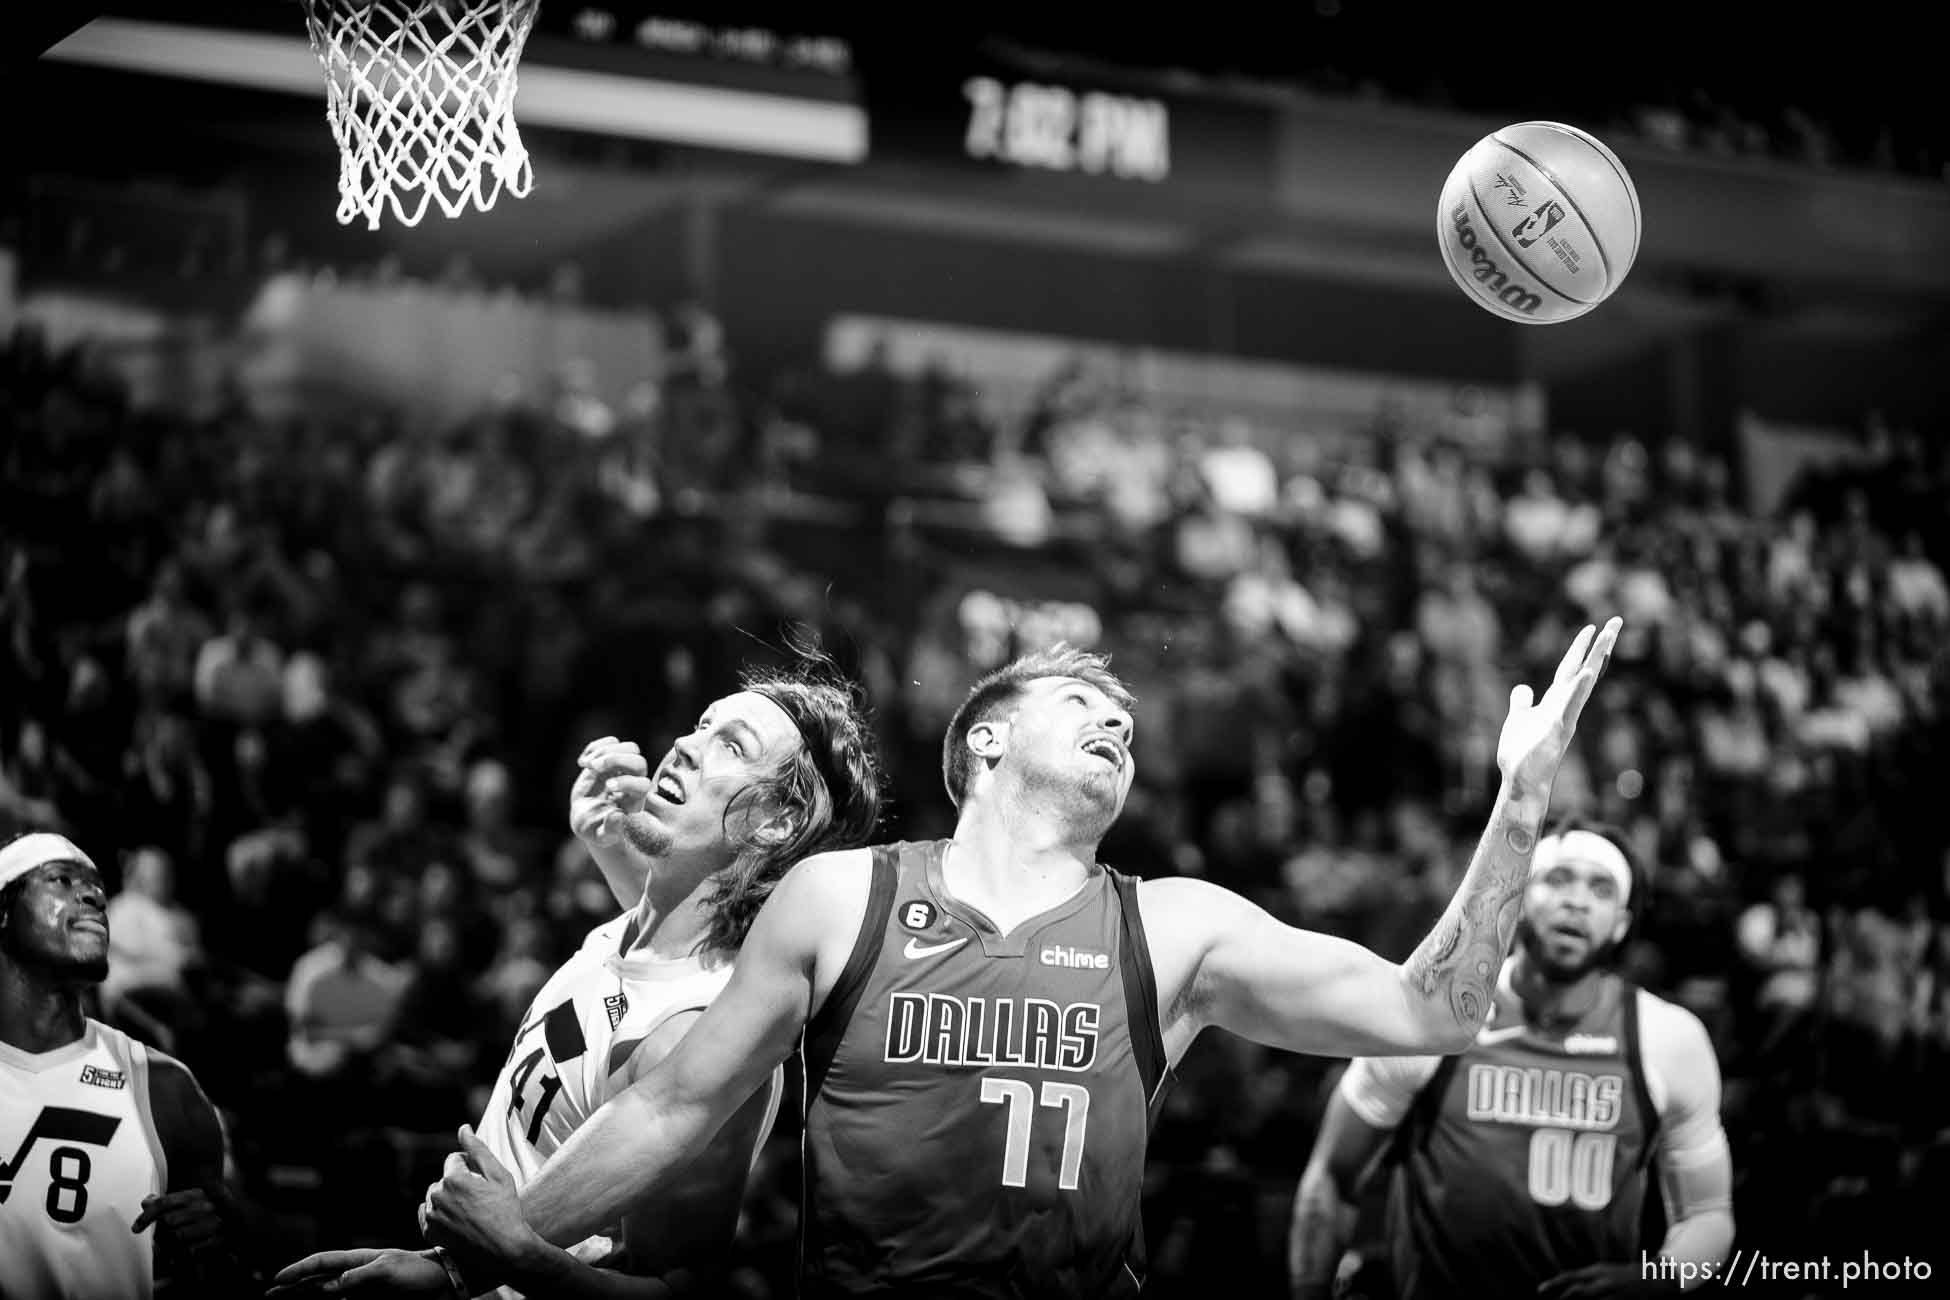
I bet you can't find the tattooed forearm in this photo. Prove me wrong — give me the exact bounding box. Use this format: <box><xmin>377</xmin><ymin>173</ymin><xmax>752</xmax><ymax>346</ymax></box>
<box><xmin>1403</xmin><ymin>791</ymin><xmax>1548</xmax><ymax>1037</ymax></box>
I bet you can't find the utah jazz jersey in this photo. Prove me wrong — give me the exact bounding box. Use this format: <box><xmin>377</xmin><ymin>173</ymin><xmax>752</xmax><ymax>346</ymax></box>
<box><xmin>799</xmin><ymin>841</ymin><xmax>1170</xmax><ymax>1299</ymax></box>
<box><xmin>1382</xmin><ymin>975</ymin><xmax>1660</xmax><ymax>1300</ymax></box>
<box><xmin>0</xmin><ymin>1021</ymin><xmax>170</xmax><ymax>1300</ymax></box>
<box><xmin>477</xmin><ymin>912</ymin><xmax>782</xmax><ymax>1276</ymax></box>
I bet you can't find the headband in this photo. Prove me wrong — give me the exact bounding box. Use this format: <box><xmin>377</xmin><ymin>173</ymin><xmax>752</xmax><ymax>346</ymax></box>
<box><xmin>1530</xmin><ymin>829</ymin><xmax>1631</xmax><ymax>905</ymax></box>
<box><xmin>750</xmin><ymin>686</ymin><xmax>846</xmax><ymax>814</ymax></box>
<box><xmin>0</xmin><ymin>834</ymin><xmax>97</xmax><ymax>892</ymax></box>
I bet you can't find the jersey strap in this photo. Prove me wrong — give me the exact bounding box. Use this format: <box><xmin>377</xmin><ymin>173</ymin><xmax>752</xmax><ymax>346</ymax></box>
<box><xmin>1109</xmin><ymin>870</ymin><xmax>1169</xmax><ymax>1111</ymax></box>
<box><xmin>1619</xmin><ymin>983</ymin><xmax>1660</xmax><ymax>1171</ymax></box>
<box><xmin>1387</xmin><ymin>1052</ymin><xmax>1462</xmax><ymax>1175</ymax></box>
<box><xmin>801</xmin><ymin>844</ymin><xmax>900</xmax><ymax>1097</ymax></box>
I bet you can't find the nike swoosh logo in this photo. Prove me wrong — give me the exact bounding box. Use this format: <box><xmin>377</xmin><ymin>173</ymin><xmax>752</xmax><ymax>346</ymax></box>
<box><xmin>1476</xmin><ymin>1025</ymin><xmax>1529</xmax><ymax>1045</ymax></box>
<box><xmin>903</xmin><ymin>937</ymin><xmax>969</xmax><ymax>960</ymax></box>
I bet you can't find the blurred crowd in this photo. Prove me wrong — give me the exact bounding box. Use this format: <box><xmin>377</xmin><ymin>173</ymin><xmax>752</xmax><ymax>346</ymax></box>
<box><xmin>5</xmin><ymin>272</ymin><xmax>1950</xmax><ymax>1292</ymax></box>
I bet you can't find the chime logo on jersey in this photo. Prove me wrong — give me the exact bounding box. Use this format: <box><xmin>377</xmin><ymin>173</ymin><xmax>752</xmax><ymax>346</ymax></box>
<box><xmin>1563</xmin><ymin>1033</ymin><xmax>1619</xmax><ymax>1055</ymax></box>
<box><xmin>883</xmin><ymin>993</ymin><xmax>1101</xmax><ymax>1071</ymax></box>
<box><xmin>1465</xmin><ymin>1065</ymin><xmax>1624</xmax><ymax>1132</ymax></box>
<box><xmin>1038</xmin><ymin>944</ymin><xmax>1109</xmax><ymax>969</ymax></box>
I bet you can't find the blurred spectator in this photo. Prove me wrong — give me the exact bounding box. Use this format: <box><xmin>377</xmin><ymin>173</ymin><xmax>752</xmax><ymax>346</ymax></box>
<box><xmin>382</xmin><ymin>915</ymin><xmax>490</xmax><ymax>1127</ymax></box>
<box><xmin>1888</xmin><ymin>532</ymin><xmax>1950</xmax><ymax>626</ymax></box>
<box><xmin>102</xmin><ymin>846</ymin><xmax>204</xmax><ymax>1050</ymax></box>
<box><xmin>193</xmin><ymin>603</ymin><xmax>286</xmax><ymax>725</ymax></box>
<box><xmin>477</xmin><ymin>912</ymin><xmax>555</xmax><ymax>1039</ymax></box>
<box><xmin>1736</xmin><ymin>872</ymin><xmax>1822</xmax><ymax>1063</ymax></box>
<box><xmin>2</xmin><ymin>717</ymin><xmax>75</xmax><ymax>835</ymax></box>
<box><xmin>285</xmin><ymin>910</ymin><xmax>410</xmax><ymax>1082</ymax></box>
<box><xmin>457</xmin><ymin>758</ymin><xmax>538</xmax><ymax>895</ymax></box>
<box><xmin>125</xmin><ymin>561</ymin><xmax>212</xmax><ymax>705</ymax></box>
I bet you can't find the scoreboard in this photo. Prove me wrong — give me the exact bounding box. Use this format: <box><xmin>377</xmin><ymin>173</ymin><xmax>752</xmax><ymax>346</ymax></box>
<box><xmin>962</xmin><ymin>75</ymin><xmax>1170</xmax><ymax>183</ymax></box>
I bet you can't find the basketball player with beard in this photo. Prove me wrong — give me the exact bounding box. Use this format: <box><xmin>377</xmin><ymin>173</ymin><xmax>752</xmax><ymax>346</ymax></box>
<box><xmin>421</xmin><ymin>621</ymin><xmax>1624</xmax><ymax>1298</ymax></box>
<box><xmin>271</xmin><ymin>666</ymin><xmax>884</xmax><ymax>1298</ymax></box>
<box><xmin>1288</xmin><ymin>818</ymin><xmax>1735</xmax><ymax>1299</ymax></box>
<box><xmin>0</xmin><ymin>832</ymin><xmax>248</xmax><ymax>1300</ymax></box>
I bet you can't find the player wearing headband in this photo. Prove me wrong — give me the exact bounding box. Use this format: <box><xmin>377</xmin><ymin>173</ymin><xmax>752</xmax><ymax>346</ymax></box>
<box><xmin>1289</xmin><ymin>817</ymin><xmax>1735</xmax><ymax>1299</ymax></box>
<box><xmin>0</xmin><ymin>832</ymin><xmax>249</xmax><ymax>1300</ymax></box>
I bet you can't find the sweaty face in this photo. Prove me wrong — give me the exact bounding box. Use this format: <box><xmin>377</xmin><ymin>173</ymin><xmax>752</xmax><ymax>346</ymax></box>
<box><xmin>635</xmin><ymin>691</ymin><xmax>807</xmax><ymax>862</ymax></box>
<box><xmin>1</xmin><ymin>860</ymin><xmax>110</xmax><ymax>984</ymax></box>
<box><xmin>1518</xmin><ymin>855</ymin><xmax>1629</xmax><ymax>981</ymax></box>
<box><xmin>993</xmin><ymin>677</ymin><xmax>1136</xmax><ymax>827</ymax></box>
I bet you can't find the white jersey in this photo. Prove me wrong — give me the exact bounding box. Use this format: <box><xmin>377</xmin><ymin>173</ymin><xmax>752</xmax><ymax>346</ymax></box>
<box><xmin>0</xmin><ymin>1021</ymin><xmax>168</xmax><ymax>1300</ymax></box>
<box><xmin>477</xmin><ymin>914</ymin><xmax>782</xmax><ymax>1278</ymax></box>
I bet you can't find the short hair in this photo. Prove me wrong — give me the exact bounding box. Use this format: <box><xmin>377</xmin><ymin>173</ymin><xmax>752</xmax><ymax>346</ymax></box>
<box><xmin>940</xmin><ymin>643</ymin><xmax>1134</xmax><ymax>811</ymax></box>
<box><xmin>696</xmin><ymin>660</ymin><xmax>886</xmax><ymax>958</ymax></box>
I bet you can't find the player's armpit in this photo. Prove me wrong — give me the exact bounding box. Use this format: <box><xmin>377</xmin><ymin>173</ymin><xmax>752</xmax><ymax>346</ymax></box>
<box><xmin>518</xmin><ymin>849</ymin><xmax>871</xmax><ymax>1248</ymax></box>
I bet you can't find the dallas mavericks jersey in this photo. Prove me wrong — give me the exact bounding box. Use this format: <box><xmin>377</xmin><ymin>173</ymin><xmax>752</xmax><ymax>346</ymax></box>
<box><xmin>477</xmin><ymin>912</ymin><xmax>782</xmax><ymax>1274</ymax></box>
<box><xmin>1385</xmin><ymin>975</ymin><xmax>1660</xmax><ymax>1300</ymax></box>
<box><xmin>799</xmin><ymin>841</ymin><xmax>1170</xmax><ymax>1299</ymax></box>
<box><xmin>0</xmin><ymin>1021</ymin><xmax>169</xmax><ymax>1300</ymax></box>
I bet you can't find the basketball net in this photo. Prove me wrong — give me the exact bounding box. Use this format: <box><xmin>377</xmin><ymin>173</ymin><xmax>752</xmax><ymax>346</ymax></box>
<box><xmin>300</xmin><ymin>0</ymin><xmax>541</xmax><ymax>230</ymax></box>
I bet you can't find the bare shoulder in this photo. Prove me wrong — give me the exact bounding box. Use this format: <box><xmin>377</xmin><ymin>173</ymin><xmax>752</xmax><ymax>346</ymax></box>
<box><xmin>753</xmin><ymin>847</ymin><xmax>880</xmax><ymax>994</ymax></box>
<box><xmin>1636</xmin><ymin>988</ymin><xmax>1716</xmax><ymax>1055</ymax></box>
<box><xmin>145</xmin><ymin>1048</ymin><xmax>218</xmax><ymax>1120</ymax></box>
<box><xmin>142</xmin><ymin>1048</ymin><xmax>227</xmax><ymax>1185</ymax></box>
<box><xmin>777</xmin><ymin>846</ymin><xmax>877</xmax><ymax>902</ymax></box>
<box><xmin>1634</xmin><ymin>988</ymin><xmax>1723</xmax><ymax>1089</ymax></box>
<box><xmin>1134</xmin><ymin>874</ymin><xmax>1262</xmax><ymax>939</ymax></box>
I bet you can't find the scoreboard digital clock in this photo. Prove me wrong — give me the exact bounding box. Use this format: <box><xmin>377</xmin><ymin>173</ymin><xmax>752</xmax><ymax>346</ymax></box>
<box><xmin>962</xmin><ymin>75</ymin><xmax>1170</xmax><ymax>182</ymax></box>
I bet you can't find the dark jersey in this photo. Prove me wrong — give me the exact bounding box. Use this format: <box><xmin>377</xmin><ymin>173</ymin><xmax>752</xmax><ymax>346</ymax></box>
<box><xmin>1382</xmin><ymin>974</ymin><xmax>1661</xmax><ymax>1300</ymax></box>
<box><xmin>799</xmin><ymin>840</ymin><xmax>1171</xmax><ymax>1298</ymax></box>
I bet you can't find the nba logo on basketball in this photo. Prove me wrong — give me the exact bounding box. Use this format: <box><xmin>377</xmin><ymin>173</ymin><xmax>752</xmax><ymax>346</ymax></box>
<box><xmin>1513</xmin><ymin>201</ymin><xmax>1566</xmax><ymax>247</ymax></box>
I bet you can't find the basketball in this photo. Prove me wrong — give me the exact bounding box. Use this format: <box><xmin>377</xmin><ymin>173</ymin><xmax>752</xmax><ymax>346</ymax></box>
<box><xmin>1437</xmin><ymin>121</ymin><xmax>1642</xmax><ymax>324</ymax></box>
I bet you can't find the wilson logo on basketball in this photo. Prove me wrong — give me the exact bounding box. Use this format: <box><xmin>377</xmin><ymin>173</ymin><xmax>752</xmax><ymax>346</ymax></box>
<box><xmin>1039</xmin><ymin>944</ymin><xmax>1110</xmax><ymax>970</ymax></box>
<box><xmin>1450</xmin><ymin>204</ymin><xmax>1544</xmax><ymax>316</ymax></box>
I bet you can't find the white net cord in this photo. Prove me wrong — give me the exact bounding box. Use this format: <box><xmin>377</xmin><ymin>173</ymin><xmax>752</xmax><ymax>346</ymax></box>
<box><xmin>301</xmin><ymin>0</ymin><xmax>541</xmax><ymax>230</ymax></box>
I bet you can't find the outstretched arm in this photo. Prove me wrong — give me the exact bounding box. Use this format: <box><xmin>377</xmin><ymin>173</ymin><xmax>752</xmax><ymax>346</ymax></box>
<box><xmin>1153</xmin><ymin>619</ymin><xmax>1620</xmax><ymax>1059</ymax></box>
<box><xmin>464</xmin><ymin>851</ymin><xmax>866</xmax><ymax>1249</ymax></box>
